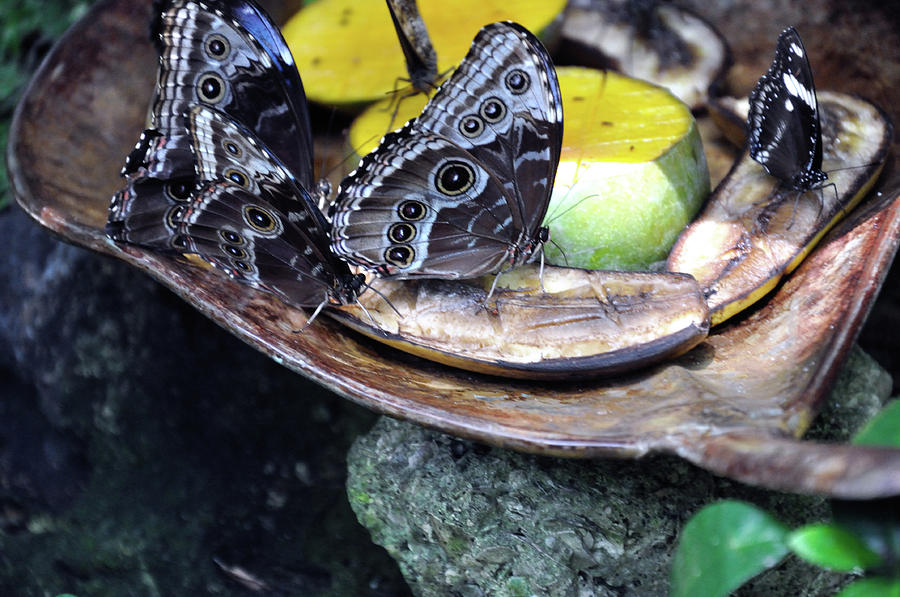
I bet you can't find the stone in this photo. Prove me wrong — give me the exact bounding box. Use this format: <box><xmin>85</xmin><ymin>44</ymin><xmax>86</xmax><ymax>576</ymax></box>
<box><xmin>347</xmin><ymin>346</ymin><xmax>892</xmax><ymax>596</ymax></box>
<box><xmin>0</xmin><ymin>206</ymin><xmax>409</xmax><ymax>596</ymax></box>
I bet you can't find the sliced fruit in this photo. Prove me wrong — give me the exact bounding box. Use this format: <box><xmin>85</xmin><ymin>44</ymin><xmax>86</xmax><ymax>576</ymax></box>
<box><xmin>547</xmin><ymin>66</ymin><xmax>708</xmax><ymax>270</ymax></box>
<box><xmin>557</xmin><ymin>1</ymin><xmax>729</xmax><ymax>110</ymax></box>
<box><xmin>327</xmin><ymin>264</ymin><xmax>709</xmax><ymax>379</ymax></box>
<box><xmin>667</xmin><ymin>92</ymin><xmax>893</xmax><ymax>326</ymax></box>
<box><xmin>348</xmin><ymin>66</ymin><xmax>710</xmax><ymax>271</ymax></box>
<box><xmin>282</xmin><ymin>0</ymin><xmax>566</xmax><ymax>107</ymax></box>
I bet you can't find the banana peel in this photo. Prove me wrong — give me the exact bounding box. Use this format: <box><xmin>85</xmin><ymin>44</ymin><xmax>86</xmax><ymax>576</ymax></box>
<box><xmin>328</xmin><ymin>265</ymin><xmax>709</xmax><ymax>379</ymax></box>
<box><xmin>558</xmin><ymin>1</ymin><xmax>729</xmax><ymax>110</ymax></box>
<box><xmin>668</xmin><ymin>92</ymin><xmax>893</xmax><ymax>325</ymax></box>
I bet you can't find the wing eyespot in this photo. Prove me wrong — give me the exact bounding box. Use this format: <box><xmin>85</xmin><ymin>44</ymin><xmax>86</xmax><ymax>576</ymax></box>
<box><xmin>224</xmin><ymin>168</ymin><xmax>249</xmax><ymax>188</ymax></box>
<box><xmin>170</xmin><ymin>235</ymin><xmax>189</xmax><ymax>251</ymax></box>
<box><xmin>197</xmin><ymin>73</ymin><xmax>226</xmax><ymax>103</ymax></box>
<box><xmin>398</xmin><ymin>200</ymin><xmax>427</xmax><ymax>221</ymax></box>
<box><xmin>480</xmin><ymin>97</ymin><xmax>506</xmax><ymax>123</ymax></box>
<box><xmin>505</xmin><ymin>69</ymin><xmax>530</xmax><ymax>94</ymax></box>
<box><xmin>459</xmin><ymin>115</ymin><xmax>484</xmax><ymax>138</ymax></box>
<box><xmin>232</xmin><ymin>259</ymin><xmax>254</xmax><ymax>274</ymax></box>
<box><xmin>435</xmin><ymin>161</ymin><xmax>475</xmax><ymax>196</ymax></box>
<box><xmin>223</xmin><ymin>139</ymin><xmax>242</xmax><ymax>157</ymax></box>
<box><xmin>243</xmin><ymin>205</ymin><xmax>279</xmax><ymax>234</ymax></box>
<box><xmin>165</xmin><ymin>180</ymin><xmax>193</xmax><ymax>201</ymax></box>
<box><xmin>385</xmin><ymin>245</ymin><xmax>415</xmax><ymax>268</ymax></box>
<box><xmin>388</xmin><ymin>222</ymin><xmax>416</xmax><ymax>243</ymax></box>
<box><xmin>165</xmin><ymin>205</ymin><xmax>185</xmax><ymax>230</ymax></box>
<box><xmin>222</xmin><ymin>244</ymin><xmax>247</xmax><ymax>259</ymax></box>
<box><xmin>219</xmin><ymin>229</ymin><xmax>244</xmax><ymax>246</ymax></box>
<box><xmin>204</xmin><ymin>34</ymin><xmax>230</xmax><ymax>60</ymax></box>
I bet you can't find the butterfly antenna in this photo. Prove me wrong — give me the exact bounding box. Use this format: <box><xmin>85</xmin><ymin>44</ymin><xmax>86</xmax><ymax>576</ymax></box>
<box><xmin>365</xmin><ymin>281</ymin><xmax>403</xmax><ymax>318</ymax></box>
<box><xmin>544</xmin><ymin>185</ymin><xmax>600</xmax><ymax>226</ymax></box>
<box><xmin>826</xmin><ymin>160</ymin><xmax>882</xmax><ymax>175</ymax></box>
<box><xmin>548</xmin><ymin>236</ymin><xmax>570</xmax><ymax>267</ymax></box>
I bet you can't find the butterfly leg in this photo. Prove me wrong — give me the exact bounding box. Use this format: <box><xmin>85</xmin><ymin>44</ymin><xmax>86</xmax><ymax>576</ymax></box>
<box><xmin>483</xmin><ymin>271</ymin><xmax>504</xmax><ymax>307</ymax></box>
<box><xmin>293</xmin><ymin>294</ymin><xmax>331</xmax><ymax>333</ymax></box>
<box><xmin>380</xmin><ymin>79</ymin><xmax>422</xmax><ymax>132</ymax></box>
<box><xmin>786</xmin><ymin>184</ymin><xmax>829</xmax><ymax>231</ymax></box>
<box><xmin>354</xmin><ymin>298</ymin><xmax>378</xmax><ymax>325</ymax></box>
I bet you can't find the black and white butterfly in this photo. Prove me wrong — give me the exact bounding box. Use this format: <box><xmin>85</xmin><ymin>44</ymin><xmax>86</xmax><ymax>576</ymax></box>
<box><xmin>330</xmin><ymin>21</ymin><xmax>563</xmax><ymax>281</ymax></box>
<box><xmin>747</xmin><ymin>26</ymin><xmax>827</xmax><ymax>192</ymax></box>
<box><xmin>106</xmin><ymin>0</ymin><xmax>364</xmax><ymax>310</ymax></box>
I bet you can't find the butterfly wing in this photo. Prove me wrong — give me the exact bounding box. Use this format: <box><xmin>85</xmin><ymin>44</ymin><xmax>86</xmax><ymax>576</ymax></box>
<box><xmin>331</xmin><ymin>130</ymin><xmax>526</xmax><ymax>278</ymax></box>
<box><xmin>106</xmin><ymin>128</ymin><xmax>198</xmax><ymax>249</ymax></box>
<box><xmin>331</xmin><ymin>21</ymin><xmax>562</xmax><ymax>279</ymax></box>
<box><xmin>747</xmin><ymin>26</ymin><xmax>826</xmax><ymax>191</ymax></box>
<box><xmin>108</xmin><ymin>0</ymin><xmax>316</xmax><ymax>247</ymax></box>
<box><xmin>172</xmin><ymin>182</ymin><xmax>352</xmax><ymax>307</ymax></box>
<box><xmin>176</xmin><ymin>106</ymin><xmax>358</xmax><ymax>307</ymax></box>
<box><xmin>153</xmin><ymin>0</ymin><xmax>315</xmax><ymax>186</ymax></box>
<box><xmin>108</xmin><ymin>0</ymin><xmax>358</xmax><ymax>308</ymax></box>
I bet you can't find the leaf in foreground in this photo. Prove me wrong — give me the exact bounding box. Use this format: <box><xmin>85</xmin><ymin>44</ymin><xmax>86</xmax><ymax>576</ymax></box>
<box><xmin>835</xmin><ymin>577</ymin><xmax>900</xmax><ymax>597</ymax></box>
<box><xmin>788</xmin><ymin>523</ymin><xmax>882</xmax><ymax>572</ymax></box>
<box><xmin>671</xmin><ymin>500</ymin><xmax>790</xmax><ymax>597</ymax></box>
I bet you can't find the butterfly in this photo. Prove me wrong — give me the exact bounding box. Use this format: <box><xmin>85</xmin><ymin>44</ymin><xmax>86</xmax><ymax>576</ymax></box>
<box><xmin>747</xmin><ymin>26</ymin><xmax>827</xmax><ymax>192</ymax></box>
<box><xmin>385</xmin><ymin>0</ymin><xmax>439</xmax><ymax>96</ymax></box>
<box><xmin>106</xmin><ymin>0</ymin><xmax>365</xmax><ymax>310</ymax></box>
<box><xmin>329</xmin><ymin>21</ymin><xmax>563</xmax><ymax>281</ymax></box>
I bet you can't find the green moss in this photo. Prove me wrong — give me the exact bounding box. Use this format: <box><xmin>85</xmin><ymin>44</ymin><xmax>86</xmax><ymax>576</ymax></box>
<box><xmin>346</xmin><ymin>346</ymin><xmax>889</xmax><ymax>595</ymax></box>
<box><xmin>506</xmin><ymin>576</ymin><xmax>531</xmax><ymax>596</ymax></box>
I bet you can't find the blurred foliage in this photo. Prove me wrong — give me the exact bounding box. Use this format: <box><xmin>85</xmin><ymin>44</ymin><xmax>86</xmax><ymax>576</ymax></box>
<box><xmin>672</xmin><ymin>400</ymin><xmax>900</xmax><ymax>597</ymax></box>
<box><xmin>0</xmin><ymin>0</ymin><xmax>90</xmax><ymax>208</ymax></box>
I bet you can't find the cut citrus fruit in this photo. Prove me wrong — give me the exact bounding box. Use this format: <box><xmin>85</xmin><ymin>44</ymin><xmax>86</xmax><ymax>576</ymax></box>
<box><xmin>282</xmin><ymin>0</ymin><xmax>566</xmax><ymax>106</ymax></box>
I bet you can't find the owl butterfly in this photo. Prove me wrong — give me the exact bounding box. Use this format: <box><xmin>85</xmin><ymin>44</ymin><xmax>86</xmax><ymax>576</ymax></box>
<box><xmin>385</xmin><ymin>0</ymin><xmax>439</xmax><ymax>96</ymax></box>
<box><xmin>330</xmin><ymin>21</ymin><xmax>563</xmax><ymax>282</ymax></box>
<box><xmin>748</xmin><ymin>26</ymin><xmax>828</xmax><ymax>192</ymax></box>
<box><xmin>106</xmin><ymin>0</ymin><xmax>364</xmax><ymax>310</ymax></box>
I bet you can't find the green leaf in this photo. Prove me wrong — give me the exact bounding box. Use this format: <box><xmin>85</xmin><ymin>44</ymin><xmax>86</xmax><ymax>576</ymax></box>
<box><xmin>853</xmin><ymin>399</ymin><xmax>900</xmax><ymax>447</ymax></box>
<box><xmin>831</xmin><ymin>497</ymin><xmax>900</xmax><ymax>575</ymax></box>
<box><xmin>671</xmin><ymin>500</ymin><xmax>790</xmax><ymax>597</ymax></box>
<box><xmin>787</xmin><ymin>523</ymin><xmax>882</xmax><ymax>572</ymax></box>
<box><xmin>835</xmin><ymin>577</ymin><xmax>900</xmax><ymax>597</ymax></box>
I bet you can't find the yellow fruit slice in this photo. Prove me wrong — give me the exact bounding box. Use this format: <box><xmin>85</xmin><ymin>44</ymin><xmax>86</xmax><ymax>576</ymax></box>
<box><xmin>547</xmin><ymin>67</ymin><xmax>708</xmax><ymax>270</ymax></box>
<box><xmin>328</xmin><ymin>265</ymin><xmax>709</xmax><ymax>379</ymax></box>
<box><xmin>348</xmin><ymin>66</ymin><xmax>710</xmax><ymax>270</ymax></box>
<box><xmin>282</xmin><ymin>0</ymin><xmax>566</xmax><ymax>106</ymax></box>
<box><xmin>667</xmin><ymin>91</ymin><xmax>893</xmax><ymax>326</ymax></box>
